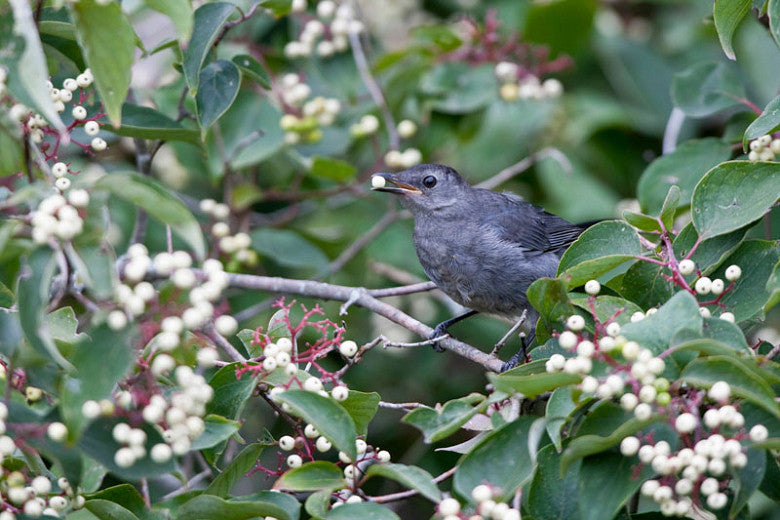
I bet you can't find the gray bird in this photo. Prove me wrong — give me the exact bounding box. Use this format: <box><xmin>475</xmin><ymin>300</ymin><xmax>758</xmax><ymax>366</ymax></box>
<box><xmin>372</xmin><ymin>164</ymin><xmax>589</xmax><ymax>370</ymax></box>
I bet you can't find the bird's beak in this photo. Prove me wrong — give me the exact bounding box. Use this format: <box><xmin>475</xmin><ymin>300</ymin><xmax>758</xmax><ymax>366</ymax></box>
<box><xmin>371</xmin><ymin>173</ymin><xmax>422</xmax><ymax>195</ymax></box>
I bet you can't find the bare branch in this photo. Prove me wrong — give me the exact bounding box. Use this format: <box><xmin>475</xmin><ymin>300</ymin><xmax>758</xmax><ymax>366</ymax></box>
<box><xmin>226</xmin><ymin>273</ymin><xmax>503</xmax><ymax>372</ymax></box>
<box><xmin>203</xmin><ymin>323</ymin><xmax>247</xmax><ymax>362</ymax></box>
<box><xmin>476</xmin><ymin>147</ymin><xmax>571</xmax><ymax>191</ymax></box>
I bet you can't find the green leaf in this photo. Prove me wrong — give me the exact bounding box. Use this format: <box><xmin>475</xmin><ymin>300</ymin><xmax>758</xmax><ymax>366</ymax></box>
<box><xmin>17</xmin><ymin>248</ymin><xmax>73</xmax><ymax>370</ymax></box>
<box><xmin>365</xmin><ymin>463</ymin><xmax>442</xmax><ymax>503</ymax></box>
<box><xmin>401</xmin><ymin>394</ymin><xmax>486</xmax><ymax>444</ymax></box>
<box><xmin>671</xmin><ymin>62</ymin><xmax>746</xmax><ymax>117</ymax></box>
<box><xmin>711</xmin><ymin>240</ymin><xmax>780</xmax><ymax>321</ymax></box>
<box><xmin>570</xmin><ymin>295</ymin><xmax>642</xmax><ymax>325</ymax></box>
<box><xmin>190</xmin><ymin>415</ymin><xmax>240</xmax><ymax>450</ymax></box>
<box><xmin>274</xmin><ymin>461</ymin><xmax>346</xmax><ymax>492</ymax></box>
<box><xmin>60</xmin><ymin>325</ymin><xmax>135</xmax><ymax>440</ymax></box>
<box><xmin>618</xmin><ymin>261</ymin><xmax>675</xmax><ymax>310</ymax></box>
<box><xmin>524</xmin><ymin>0</ymin><xmax>596</xmax><ymax>55</ymax></box>
<box><xmin>545</xmin><ymin>387</ymin><xmax>577</xmax><ymax>451</ymax></box>
<box><xmin>691</xmin><ymin>161</ymin><xmax>780</xmax><ymax>239</ymax></box>
<box><xmin>70</xmin><ymin>0</ymin><xmax>136</xmax><ymax>125</ymax></box>
<box><xmin>743</xmin><ymin>95</ymin><xmax>780</xmax><ymax>149</ymax></box>
<box><xmin>95</xmin><ymin>172</ymin><xmax>205</xmax><ymax>259</ymax></box>
<box><xmin>561</xmin><ymin>416</ymin><xmax>657</xmax><ymax>473</ymax></box>
<box><xmin>196</xmin><ymin>59</ymin><xmax>241</xmax><ymax>135</ymax></box>
<box><xmin>636</xmin><ymin>138</ymin><xmax>733</xmax><ymax>214</ymax></box>
<box><xmin>251</xmin><ymin>228</ymin><xmax>329</xmax><ymax>271</ymax></box>
<box><xmin>112</xmin><ymin>104</ymin><xmax>200</xmax><ymax>145</ymax></box>
<box><xmin>177</xmin><ymin>494</ymin><xmax>295</xmax><ymax>520</ymax></box>
<box><xmin>79</xmin><ymin>418</ymin><xmax>176</xmax><ymax>480</ymax></box>
<box><xmin>557</xmin><ymin>221</ymin><xmax>641</xmax><ymax>286</ymax></box>
<box><xmin>206</xmin><ymin>443</ymin><xmax>267</xmax><ymax>497</ymax></box>
<box><xmin>620</xmin><ymin>291</ymin><xmax>702</xmax><ymax>355</ymax></box>
<box><xmin>324</xmin><ymin>502</ymin><xmax>400</xmax><ymax>520</ymax></box>
<box><xmin>527</xmin><ymin>444</ymin><xmax>583</xmax><ymax>520</ymax></box>
<box><xmin>304</xmin><ymin>489</ymin><xmax>332</xmax><ymax>519</ymax></box>
<box><xmin>7</xmin><ymin>0</ymin><xmax>66</xmax><ymax>133</ymax></box>
<box><xmin>770</xmin><ymin>0</ymin><xmax>780</xmax><ymax>47</ymax></box>
<box><xmin>622</xmin><ymin>211</ymin><xmax>661</xmax><ymax>233</ymax></box>
<box><xmin>87</xmin><ymin>484</ymin><xmax>149</xmax><ymax>520</ymax></box>
<box><xmin>231</xmin><ymin>54</ymin><xmax>271</xmax><ymax>89</ymax></box>
<box><xmin>0</xmin><ymin>281</ymin><xmax>13</xmax><ymax>308</ymax></box>
<box><xmin>765</xmin><ymin>260</ymin><xmax>780</xmax><ymax>312</ymax></box>
<box><xmin>527</xmin><ymin>277</ymin><xmax>575</xmax><ymax>342</ymax></box>
<box><xmin>84</xmin><ymin>499</ymin><xmax>140</xmax><ymax>520</ymax></box>
<box><xmin>144</xmin><ymin>0</ymin><xmax>193</xmax><ymax>41</ymax></box>
<box><xmin>672</xmin><ymin>223</ymin><xmax>747</xmax><ymax>276</ymax></box>
<box><xmin>453</xmin><ymin>417</ymin><xmax>541</xmax><ymax>502</ymax></box>
<box><xmin>713</xmin><ymin>0</ymin><xmax>752</xmax><ymax>60</ymax></box>
<box><xmin>411</xmin><ymin>25</ymin><xmax>463</xmax><ymax>52</ymax></box>
<box><xmin>338</xmin><ymin>390</ymin><xmax>380</xmax><ymax>437</ymax></box>
<box><xmin>419</xmin><ymin>62</ymin><xmax>497</xmax><ymax>114</ymax></box>
<box><xmin>731</xmin><ymin>447</ymin><xmax>767</xmax><ymax>517</ymax></box>
<box><xmin>310</xmin><ymin>156</ymin><xmax>357</xmax><ymax>182</ymax></box>
<box><xmin>275</xmin><ymin>390</ymin><xmax>358</xmax><ymax>461</ymax></box>
<box><xmin>489</xmin><ymin>362</ymin><xmax>581</xmax><ymax>399</ymax></box>
<box><xmin>658</xmin><ymin>185</ymin><xmax>680</xmax><ymax>230</ymax></box>
<box><xmin>182</xmin><ymin>2</ymin><xmax>236</xmax><ymax>95</ymax></box>
<box><xmin>71</xmin><ymin>245</ymin><xmax>118</xmax><ymax>301</ymax></box>
<box><xmin>681</xmin><ymin>356</ymin><xmax>779</xmax><ymax>417</ymax></box>
<box><xmin>259</xmin><ymin>0</ymin><xmax>294</xmax><ymax>17</ymax></box>
<box><xmin>206</xmin><ymin>363</ymin><xmax>257</xmax><ymax>420</ymax></box>
<box><xmin>579</xmin><ymin>452</ymin><xmax>651</xmax><ymax>520</ymax></box>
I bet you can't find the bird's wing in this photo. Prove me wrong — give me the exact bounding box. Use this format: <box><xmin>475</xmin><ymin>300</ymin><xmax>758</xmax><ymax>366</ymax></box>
<box><xmin>479</xmin><ymin>191</ymin><xmax>585</xmax><ymax>256</ymax></box>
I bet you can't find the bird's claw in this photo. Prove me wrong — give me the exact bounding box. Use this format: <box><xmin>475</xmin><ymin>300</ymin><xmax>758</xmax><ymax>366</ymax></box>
<box><xmin>428</xmin><ymin>325</ymin><xmax>449</xmax><ymax>352</ymax></box>
<box><xmin>499</xmin><ymin>337</ymin><xmax>531</xmax><ymax>372</ymax></box>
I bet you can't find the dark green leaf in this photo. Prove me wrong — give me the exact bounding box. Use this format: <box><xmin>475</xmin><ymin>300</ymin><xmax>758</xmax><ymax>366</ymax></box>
<box><xmin>190</xmin><ymin>415</ymin><xmax>240</xmax><ymax>450</ymax></box>
<box><xmin>579</xmin><ymin>451</ymin><xmax>652</xmax><ymax>520</ymax></box>
<box><xmin>95</xmin><ymin>171</ymin><xmax>206</xmax><ymax>259</ymax></box>
<box><xmin>305</xmin><ymin>489</ymin><xmax>332</xmax><ymax>519</ymax></box>
<box><xmin>182</xmin><ymin>2</ymin><xmax>236</xmax><ymax>95</ymax></box>
<box><xmin>489</xmin><ymin>365</ymin><xmax>581</xmax><ymax>399</ymax></box>
<box><xmin>770</xmin><ymin>0</ymin><xmax>780</xmax><ymax>47</ymax></box>
<box><xmin>524</xmin><ymin>0</ymin><xmax>596</xmax><ymax>55</ymax></box>
<box><xmin>692</xmin><ymin>161</ymin><xmax>780</xmax><ymax>239</ymax></box>
<box><xmin>275</xmin><ymin>390</ymin><xmax>358</xmax><ymax>461</ymax></box>
<box><xmin>310</xmin><ymin>157</ymin><xmax>357</xmax><ymax>182</ymax></box>
<box><xmin>196</xmin><ymin>59</ymin><xmax>241</xmax><ymax>135</ymax></box>
<box><xmin>401</xmin><ymin>394</ymin><xmax>486</xmax><ymax>444</ymax></box>
<box><xmin>338</xmin><ymin>390</ymin><xmax>380</xmax><ymax>437</ymax></box>
<box><xmin>713</xmin><ymin>0</ymin><xmax>752</xmax><ymax>60</ymax></box>
<box><xmin>365</xmin><ymin>463</ymin><xmax>442</xmax><ymax>503</ymax></box>
<box><xmin>620</xmin><ymin>291</ymin><xmax>702</xmax><ymax>355</ymax></box>
<box><xmin>453</xmin><ymin>417</ymin><xmax>541</xmax><ymax>502</ymax></box>
<box><xmin>70</xmin><ymin>0</ymin><xmax>136</xmax><ymax>125</ymax></box>
<box><xmin>84</xmin><ymin>499</ymin><xmax>140</xmax><ymax>520</ymax></box>
<box><xmin>557</xmin><ymin>221</ymin><xmax>641</xmax><ymax>286</ymax></box>
<box><xmin>112</xmin><ymin>104</ymin><xmax>200</xmax><ymax>145</ymax></box>
<box><xmin>672</xmin><ymin>223</ymin><xmax>747</xmax><ymax>276</ymax></box>
<box><xmin>177</xmin><ymin>494</ymin><xmax>294</xmax><ymax>520</ymax></box>
<box><xmin>619</xmin><ymin>261</ymin><xmax>674</xmax><ymax>309</ymax></box>
<box><xmin>765</xmin><ymin>260</ymin><xmax>780</xmax><ymax>312</ymax></box>
<box><xmin>231</xmin><ymin>54</ymin><xmax>271</xmax><ymax>89</ymax></box>
<box><xmin>0</xmin><ymin>281</ymin><xmax>13</xmax><ymax>308</ymax></box>
<box><xmin>79</xmin><ymin>419</ymin><xmax>176</xmax><ymax>480</ymax></box>
<box><xmin>411</xmin><ymin>25</ymin><xmax>463</xmax><ymax>52</ymax></box>
<box><xmin>324</xmin><ymin>502</ymin><xmax>400</xmax><ymax>520</ymax></box>
<box><xmin>636</xmin><ymin>138</ymin><xmax>733</xmax><ymax>214</ymax></box>
<box><xmin>207</xmin><ymin>443</ymin><xmax>267</xmax><ymax>497</ymax></box>
<box><xmin>46</xmin><ymin>307</ymin><xmax>85</xmax><ymax>345</ymax></box>
<box><xmin>527</xmin><ymin>277</ymin><xmax>575</xmax><ymax>342</ymax></box>
<box><xmin>570</xmin><ymin>295</ymin><xmax>642</xmax><ymax>325</ymax></box>
<box><xmin>87</xmin><ymin>484</ymin><xmax>149</xmax><ymax>520</ymax></box>
<box><xmin>681</xmin><ymin>357</ymin><xmax>779</xmax><ymax>417</ymax></box>
<box><xmin>71</xmin><ymin>245</ymin><xmax>118</xmax><ymax>301</ymax></box>
<box><xmin>743</xmin><ymin>95</ymin><xmax>780</xmax><ymax>148</ymax></box>
<box><xmin>527</xmin><ymin>444</ymin><xmax>583</xmax><ymax>520</ymax></box>
<box><xmin>17</xmin><ymin>248</ymin><xmax>73</xmax><ymax>369</ymax></box>
<box><xmin>251</xmin><ymin>228</ymin><xmax>329</xmax><ymax>271</ymax></box>
<box><xmin>622</xmin><ymin>211</ymin><xmax>661</xmax><ymax>233</ymax></box>
<box><xmin>259</xmin><ymin>0</ymin><xmax>294</xmax><ymax>17</ymax></box>
<box><xmin>7</xmin><ymin>0</ymin><xmax>66</xmax><ymax>133</ymax></box>
<box><xmin>672</xmin><ymin>62</ymin><xmax>745</xmax><ymax>117</ymax></box>
<box><xmin>144</xmin><ymin>0</ymin><xmax>193</xmax><ymax>41</ymax></box>
<box><xmin>711</xmin><ymin>240</ymin><xmax>780</xmax><ymax>321</ymax></box>
<box><xmin>206</xmin><ymin>362</ymin><xmax>257</xmax><ymax>420</ymax></box>
<box><xmin>731</xmin><ymin>446</ymin><xmax>767</xmax><ymax>516</ymax></box>
<box><xmin>546</xmin><ymin>387</ymin><xmax>577</xmax><ymax>451</ymax></box>
<box><xmin>658</xmin><ymin>185</ymin><xmax>680</xmax><ymax>230</ymax></box>
<box><xmin>562</xmin><ymin>416</ymin><xmax>658</xmax><ymax>472</ymax></box>
<box><xmin>273</xmin><ymin>461</ymin><xmax>346</xmax><ymax>492</ymax></box>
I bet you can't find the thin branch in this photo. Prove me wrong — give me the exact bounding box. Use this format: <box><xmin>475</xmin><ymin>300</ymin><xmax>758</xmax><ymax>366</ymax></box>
<box><xmin>159</xmin><ymin>470</ymin><xmax>212</xmax><ymax>501</ymax></box>
<box><xmin>476</xmin><ymin>147</ymin><xmax>571</xmax><ymax>191</ymax></box>
<box><xmin>226</xmin><ymin>273</ymin><xmax>503</xmax><ymax>372</ymax></box>
<box><xmin>203</xmin><ymin>324</ymin><xmax>246</xmax><ymax>362</ymax></box>
<box><xmin>370</xmin><ymin>467</ymin><xmax>457</xmax><ymax>504</ymax></box>
<box><xmin>348</xmin><ymin>31</ymin><xmax>399</xmax><ymax>151</ymax></box>
<box><xmin>129</xmin><ymin>138</ymin><xmax>153</xmax><ymax>245</ymax></box>
<box><xmin>378</xmin><ymin>401</ymin><xmax>427</xmax><ymax>410</ymax></box>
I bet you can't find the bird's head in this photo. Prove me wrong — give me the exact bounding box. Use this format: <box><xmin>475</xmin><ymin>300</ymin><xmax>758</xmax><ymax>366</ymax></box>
<box><xmin>371</xmin><ymin>164</ymin><xmax>470</xmax><ymax>214</ymax></box>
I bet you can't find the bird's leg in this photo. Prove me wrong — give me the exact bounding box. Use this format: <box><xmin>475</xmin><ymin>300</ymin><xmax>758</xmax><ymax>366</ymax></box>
<box><xmin>429</xmin><ymin>309</ymin><xmax>479</xmax><ymax>352</ymax></box>
<box><xmin>499</xmin><ymin>328</ymin><xmax>536</xmax><ymax>372</ymax></box>
<box><xmin>491</xmin><ymin>310</ymin><xmax>528</xmax><ymax>357</ymax></box>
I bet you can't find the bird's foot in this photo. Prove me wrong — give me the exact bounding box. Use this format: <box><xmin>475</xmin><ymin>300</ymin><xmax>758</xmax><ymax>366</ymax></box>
<box><xmin>499</xmin><ymin>337</ymin><xmax>532</xmax><ymax>372</ymax></box>
<box><xmin>428</xmin><ymin>323</ymin><xmax>450</xmax><ymax>352</ymax></box>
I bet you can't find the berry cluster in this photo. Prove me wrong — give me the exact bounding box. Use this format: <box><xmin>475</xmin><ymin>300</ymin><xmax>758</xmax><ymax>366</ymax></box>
<box><xmin>349</xmin><ymin>114</ymin><xmax>380</xmax><ymax>138</ymax></box>
<box><xmin>277</xmin><ymin>74</ymin><xmax>341</xmax><ymax>145</ymax></box>
<box><xmin>200</xmin><ymin>199</ymin><xmax>257</xmax><ymax>267</ymax></box>
<box><xmin>434</xmin><ymin>485</ymin><xmax>520</xmax><ymax>520</ymax></box>
<box><xmin>495</xmin><ymin>62</ymin><xmax>563</xmax><ymax>101</ymax></box>
<box><xmin>747</xmin><ymin>134</ymin><xmax>780</xmax><ymax>162</ymax></box>
<box><xmin>286</xmin><ymin>1</ymin><xmax>363</xmax><ymax>58</ymax></box>
<box><xmin>29</xmin><ymin>192</ymin><xmax>88</xmax><ymax>244</ymax></box>
<box><xmin>0</xmin><ymin>470</ymin><xmax>85</xmax><ymax>520</ymax></box>
<box><xmin>384</xmin><ymin>148</ymin><xmax>423</xmax><ymax>169</ymax></box>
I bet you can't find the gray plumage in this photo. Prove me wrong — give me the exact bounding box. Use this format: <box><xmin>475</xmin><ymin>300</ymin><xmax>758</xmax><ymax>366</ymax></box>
<box><xmin>373</xmin><ymin>164</ymin><xmax>588</xmax><ymax>365</ymax></box>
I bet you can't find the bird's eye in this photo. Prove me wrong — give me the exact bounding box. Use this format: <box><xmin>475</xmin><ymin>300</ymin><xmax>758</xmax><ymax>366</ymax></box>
<box><xmin>422</xmin><ymin>175</ymin><xmax>437</xmax><ymax>188</ymax></box>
